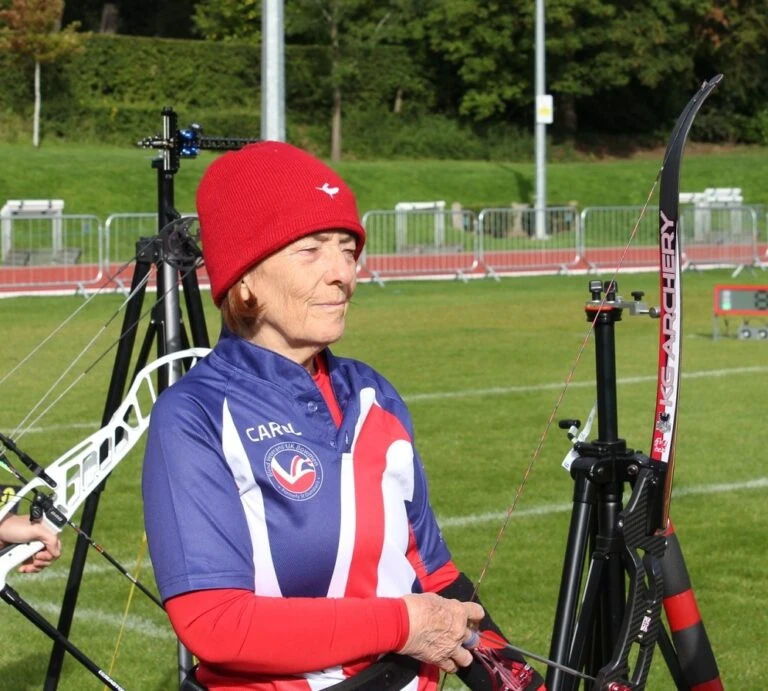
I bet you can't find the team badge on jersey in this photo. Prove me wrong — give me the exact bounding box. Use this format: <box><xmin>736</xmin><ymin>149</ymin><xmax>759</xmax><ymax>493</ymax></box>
<box><xmin>264</xmin><ymin>441</ymin><xmax>323</xmax><ymax>501</ymax></box>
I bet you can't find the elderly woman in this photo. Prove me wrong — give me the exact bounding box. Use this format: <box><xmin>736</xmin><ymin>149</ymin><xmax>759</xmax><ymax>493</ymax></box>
<box><xmin>142</xmin><ymin>142</ymin><xmax>544</xmax><ymax>691</ymax></box>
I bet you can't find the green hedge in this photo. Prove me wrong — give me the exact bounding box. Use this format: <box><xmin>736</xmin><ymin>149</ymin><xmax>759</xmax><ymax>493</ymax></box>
<box><xmin>57</xmin><ymin>35</ymin><xmax>261</xmax><ymax>108</ymax></box>
<box><xmin>37</xmin><ymin>101</ymin><xmax>260</xmax><ymax>145</ymax></box>
<box><xmin>1</xmin><ymin>33</ymin><xmax>652</xmax><ymax>156</ymax></box>
<box><xmin>0</xmin><ymin>34</ymin><xmax>432</xmax><ymax>151</ymax></box>
<box><xmin>0</xmin><ymin>35</ymin><xmax>261</xmax><ymax>109</ymax></box>
<box><xmin>2</xmin><ymin>34</ymin><xmax>768</xmax><ymax>153</ymax></box>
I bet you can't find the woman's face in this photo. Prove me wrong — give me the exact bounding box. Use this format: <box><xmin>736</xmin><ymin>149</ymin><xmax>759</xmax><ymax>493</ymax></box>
<box><xmin>241</xmin><ymin>230</ymin><xmax>358</xmax><ymax>369</ymax></box>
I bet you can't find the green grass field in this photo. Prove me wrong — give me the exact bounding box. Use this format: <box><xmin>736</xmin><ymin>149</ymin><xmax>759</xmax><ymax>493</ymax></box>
<box><xmin>0</xmin><ymin>269</ymin><xmax>766</xmax><ymax>689</ymax></box>
<box><xmin>2</xmin><ymin>141</ymin><xmax>768</xmax><ymax>219</ymax></box>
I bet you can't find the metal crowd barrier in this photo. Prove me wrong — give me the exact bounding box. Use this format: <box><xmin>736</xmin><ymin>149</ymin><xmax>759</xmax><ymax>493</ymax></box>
<box><xmin>359</xmin><ymin>209</ymin><xmax>479</xmax><ymax>284</ymax></box>
<box><xmin>680</xmin><ymin>204</ymin><xmax>760</xmax><ymax>274</ymax></box>
<box><xmin>0</xmin><ymin>214</ymin><xmax>103</xmax><ymax>292</ymax></box>
<box><xmin>2</xmin><ymin>205</ymin><xmax>766</xmax><ymax>295</ymax></box>
<box><xmin>581</xmin><ymin>204</ymin><xmax>762</xmax><ymax>276</ymax></box>
<box><xmin>477</xmin><ymin>206</ymin><xmax>581</xmax><ymax>277</ymax></box>
<box><xmin>760</xmin><ymin>205</ymin><xmax>768</xmax><ymax>266</ymax></box>
<box><xmin>752</xmin><ymin>204</ymin><xmax>768</xmax><ymax>267</ymax></box>
<box><xmin>580</xmin><ymin>205</ymin><xmax>661</xmax><ymax>272</ymax></box>
<box><xmin>104</xmin><ymin>213</ymin><xmax>159</xmax><ymax>278</ymax></box>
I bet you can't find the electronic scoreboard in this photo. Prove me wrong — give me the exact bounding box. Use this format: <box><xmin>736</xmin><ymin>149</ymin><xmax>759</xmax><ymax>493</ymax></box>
<box><xmin>713</xmin><ymin>285</ymin><xmax>768</xmax><ymax>339</ymax></box>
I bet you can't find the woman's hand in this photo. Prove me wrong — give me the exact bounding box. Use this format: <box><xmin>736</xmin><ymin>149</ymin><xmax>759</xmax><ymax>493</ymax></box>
<box><xmin>399</xmin><ymin>593</ymin><xmax>484</xmax><ymax>673</ymax></box>
<box><xmin>0</xmin><ymin>515</ymin><xmax>62</xmax><ymax>573</ymax></box>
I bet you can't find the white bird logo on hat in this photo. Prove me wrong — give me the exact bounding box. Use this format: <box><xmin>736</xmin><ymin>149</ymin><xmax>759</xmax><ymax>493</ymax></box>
<box><xmin>316</xmin><ymin>182</ymin><xmax>340</xmax><ymax>198</ymax></box>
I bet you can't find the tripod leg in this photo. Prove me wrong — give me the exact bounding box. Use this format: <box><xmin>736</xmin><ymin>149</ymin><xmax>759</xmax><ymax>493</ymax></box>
<box><xmin>131</xmin><ymin>318</ymin><xmax>158</xmax><ymax>385</ymax></box>
<box><xmin>594</xmin><ymin>481</ymin><xmax>626</xmax><ymax>666</ymax></box>
<box><xmin>567</xmin><ymin>484</ymin><xmax>627</xmax><ymax>688</ymax></box>
<box><xmin>181</xmin><ymin>265</ymin><xmax>211</xmax><ymax>349</ymax></box>
<box><xmin>660</xmin><ymin>521</ymin><xmax>723</xmax><ymax>690</ymax></box>
<box><xmin>566</xmin><ymin>553</ymin><xmax>606</xmax><ymax>688</ymax></box>
<box><xmin>547</xmin><ymin>475</ymin><xmax>596</xmax><ymax>691</ymax></box>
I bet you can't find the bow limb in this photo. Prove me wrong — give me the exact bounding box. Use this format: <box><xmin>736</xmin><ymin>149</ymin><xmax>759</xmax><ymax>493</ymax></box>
<box><xmin>0</xmin><ymin>347</ymin><xmax>211</xmax><ymax>588</ymax></box>
<box><xmin>647</xmin><ymin>75</ymin><xmax>725</xmax><ymax>691</ymax></box>
<box><xmin>650</xmin><ymin>74</ymin><xmax>723</xmax><ymax>531</ymax></box>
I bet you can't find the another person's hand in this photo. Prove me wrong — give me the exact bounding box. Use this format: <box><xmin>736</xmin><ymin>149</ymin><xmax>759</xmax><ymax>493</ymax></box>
<box><xmin>0</xmin><ymin>515</ymin><xmax>62</xmax><ymax>573</ymax></box>
<box><xmin>399</xmin><ymin>592</ymin><xmax>484</xmax><ymax>673</ymax></box>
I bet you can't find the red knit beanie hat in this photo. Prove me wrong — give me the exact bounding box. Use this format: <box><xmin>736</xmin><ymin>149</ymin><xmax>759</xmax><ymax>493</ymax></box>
<box><xmin>197</xmin><ymin>141</ymin><xmax>366</xmax><ymax>305</ymax></box>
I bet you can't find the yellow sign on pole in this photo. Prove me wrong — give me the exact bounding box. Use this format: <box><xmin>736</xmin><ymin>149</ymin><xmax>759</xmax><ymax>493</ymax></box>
<box><xmin>536</xmin><ymin>94</ymin><xmax>554</xmax><ymax>124</ymax></box>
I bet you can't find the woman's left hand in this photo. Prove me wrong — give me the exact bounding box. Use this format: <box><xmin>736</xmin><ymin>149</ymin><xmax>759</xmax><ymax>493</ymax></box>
<box><xmin>399</xmin><ymin>592</ymin><xmax>485</xmax><ymax>673</ymax></box>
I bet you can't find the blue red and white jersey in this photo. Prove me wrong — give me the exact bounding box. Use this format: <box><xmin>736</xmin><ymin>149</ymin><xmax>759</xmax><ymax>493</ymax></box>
<box><xmin>142</xmin><ymin>328</ymin><xmax>452</xmax><ymax>688</ymax></box>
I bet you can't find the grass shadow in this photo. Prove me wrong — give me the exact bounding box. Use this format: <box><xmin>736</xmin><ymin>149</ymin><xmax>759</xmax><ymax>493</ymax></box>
<box><xmin>0</xmin><ymin>651</ymin><xmax>76</xmax><ymax>690</ymax></box>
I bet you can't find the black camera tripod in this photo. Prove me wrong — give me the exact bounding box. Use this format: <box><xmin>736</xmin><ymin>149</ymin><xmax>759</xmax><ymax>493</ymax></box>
<box><xmin>43</xmin><ymin>108</ymin><xmax>259</xmax><ymax>691</ymax></box>
<box><xmin>545</xmin><ymin>281</ymin><xmax>721</xmax><ymax>691</ymax></box>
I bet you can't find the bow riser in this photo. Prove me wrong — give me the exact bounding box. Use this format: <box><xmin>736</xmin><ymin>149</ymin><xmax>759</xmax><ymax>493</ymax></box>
<box><xmin>0</xmin><ymin>347</ymin><xmax>211</xmax><ymax>587</ymax></box>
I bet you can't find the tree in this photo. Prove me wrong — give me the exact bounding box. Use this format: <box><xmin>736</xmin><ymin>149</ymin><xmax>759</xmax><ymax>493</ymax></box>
<box><xmin>550</xmin><ymin>0</ymin><xmax>711</xmax><ymax>135</ymax></box>
<box><xmin>425</xmin><ymin>0</ymin><xmax>714</xmax><ymax>137</ymax></box>
<box><xmin>287</xmin><ymin>0</ymin><xmax>425</xmax><ymax>160</ymax></box>
<box><xmin>193</xmin><ymin>0</ymin><xmax>261</xmax><ymax>42</ymax></box>
<box><xmin>693</xmin><ymin>0</ymin><xmax>768</xmax><ymax>142</ymax></box>
<box><xmin>424</xmin><ymin>0</ymin><xmax>531</xmax><ymax>122</ymax></box>
<box><xmin>0</xmin><ymin>0</ymin><xmax>83</xmax><ymax>146</ymax></box>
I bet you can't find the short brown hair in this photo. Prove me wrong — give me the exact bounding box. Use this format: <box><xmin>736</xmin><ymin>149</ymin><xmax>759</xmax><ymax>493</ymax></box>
<box><xmin>220</xmin><ymin>279</ymin><xmax>263</xmax><ymax>338</ymax></box>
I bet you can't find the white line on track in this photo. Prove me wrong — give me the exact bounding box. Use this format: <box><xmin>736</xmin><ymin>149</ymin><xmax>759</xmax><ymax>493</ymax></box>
<box><xmin>10</xmin><ymin>599</ymin><xmax>175</xmax><ymax>640</ymax></box>
<box><xmin>403</xmin><ymin>365</ymin><xmax>768</xmax><ymax>403</ymax></box>
<box><xmin>438</xmin><ymin>476</ymin><xmax>768</xmax><ymax>528</ymax></box>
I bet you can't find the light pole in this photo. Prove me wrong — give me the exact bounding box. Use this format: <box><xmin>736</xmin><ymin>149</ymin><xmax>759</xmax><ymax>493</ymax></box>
<box><xmin>534</xmin><ymin>0</ymin><xmax>552</xmax><ymax>240</ymax></box>
<box><xmin>261</xmin><ymin>0</ymin><xmax>286</xmax><ymax>141</ymax></box>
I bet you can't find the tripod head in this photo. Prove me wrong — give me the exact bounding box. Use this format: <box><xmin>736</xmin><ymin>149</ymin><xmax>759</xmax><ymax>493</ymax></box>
<box><xmin>586</xmin><ymin>279</ymin><xmax>659</xmax><ymax>319</ymax></box>
<box><xmin>160</xmin><ymin>216</ymin><xmax>202</xmax><ymax>272</ymax></box>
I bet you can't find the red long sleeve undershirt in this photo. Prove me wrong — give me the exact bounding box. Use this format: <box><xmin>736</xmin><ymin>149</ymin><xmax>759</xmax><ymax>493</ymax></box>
<box><xmin>165</xmin><ymin>590</ymin><xmax>408</xmax><ymax>676</ymax></box>
<box><xmin>164</xmin><ymin>561</ymin><xmax>460</xmax><ymax>678</ymax></box>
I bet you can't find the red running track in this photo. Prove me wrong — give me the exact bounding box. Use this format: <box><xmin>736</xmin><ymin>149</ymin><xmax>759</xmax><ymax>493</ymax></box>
<box><xmin>1</xmin><ymin>243</ymin><xmax>765</xmax><ymax>295</ymax></box>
